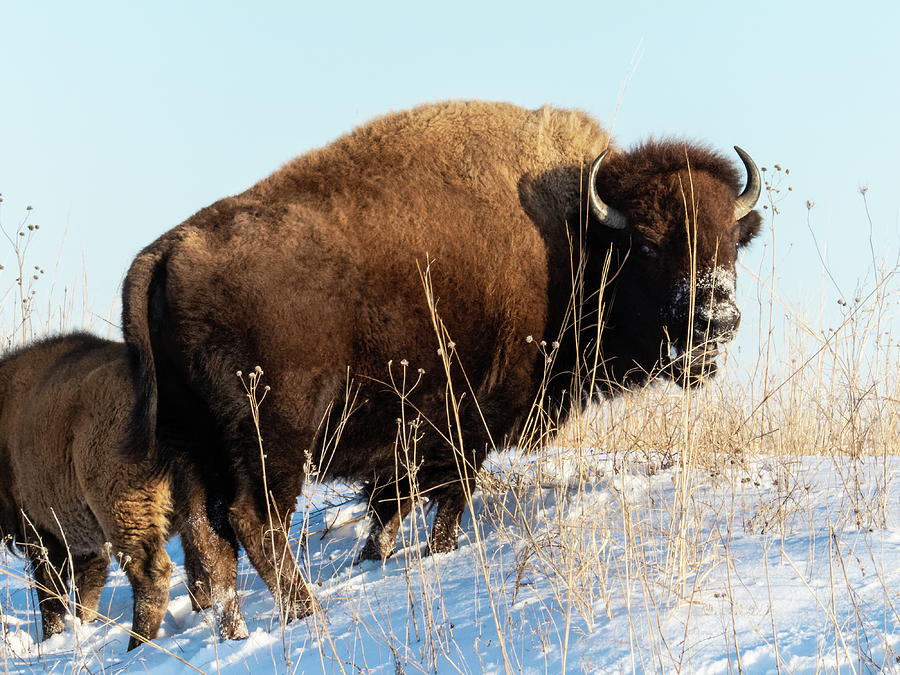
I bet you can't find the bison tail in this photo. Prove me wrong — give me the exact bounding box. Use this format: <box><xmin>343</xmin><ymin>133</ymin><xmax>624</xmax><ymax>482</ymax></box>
<box><xmin>120</xmin><ymin>242</ymin><xmax>169</xmax><ymax>462</ymax></box>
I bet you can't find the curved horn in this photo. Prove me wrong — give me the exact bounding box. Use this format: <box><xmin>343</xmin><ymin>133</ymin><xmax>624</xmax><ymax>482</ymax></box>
<box><xmin>588</xmin><ymin>149</ymin><xmax>628</xmax><ymax>230</ymax></box>
<box><xmin>733</xmin><ymin>145</ymin><xmax>761</xmax><ymax>220</ymax></box>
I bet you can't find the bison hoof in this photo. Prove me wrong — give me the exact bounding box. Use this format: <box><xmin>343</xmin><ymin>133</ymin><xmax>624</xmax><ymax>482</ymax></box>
<box><xmin>126</xmin><ymin>634</ymin><xmax>147</xmax><ymax>651</ymax></box>
<box><xmin>190</xmin><ymin>582</ymin><xmax>212</xmax><ymax>612</ymax></box>
<box><xmin>354</xmin><ymin>539</ymin><xmax>395</xmax><ymax>564</ymax></box>
<box><xmin>427</xmin><ymin>536</ymin><xmax>459</xmax><ymax>557</ymax></box>
<box><xmin>219</xmin><ymin>614</ymin><xmax>249</xmax><ymax>641</ymax></box>
<box><xmin>281</xmin><ymin>594</ymin><xmax>319</xmax><ymax>625</ymax></box>
<box><xmin>76</xmin><ymin>606</ymin><xmax>99</xmax><ymax>624</ymax></box>
<box><xmin>213</xmin><ymin>590</ymin><xmax>248</xmax><ymax>641</ymax></box>
<box><xmin>41</xmin><ymin>613</ymin><xmax>65</xmax><ymax>641</ymax></box>
<box><xmin>355</xmin><ymin>527</ymin><xmax>398</xmax><ymax>564</ymax></box>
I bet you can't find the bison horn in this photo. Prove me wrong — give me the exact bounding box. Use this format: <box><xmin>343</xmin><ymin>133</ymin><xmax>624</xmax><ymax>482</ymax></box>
<box><xmin>733</xmin><ymin>145</ymin><xmax>761</xmax><ymax>221</ymax></box>
<box><xmin>588</xmin><ymin>149</ymin><xmax>628</xmax><ymax>230</ymax></box>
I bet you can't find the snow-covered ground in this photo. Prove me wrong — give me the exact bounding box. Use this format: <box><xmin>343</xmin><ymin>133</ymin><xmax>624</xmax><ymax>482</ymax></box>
<box><xmin>2</xmin><ymin>449</ymin><xmax>899</xmax><ymax>673</ymax></box>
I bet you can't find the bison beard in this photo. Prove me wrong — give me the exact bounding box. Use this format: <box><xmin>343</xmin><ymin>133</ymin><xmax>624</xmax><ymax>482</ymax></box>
<box><xmin>120</xmin><ymin>100</ymin><xmax>762</xmax><ymax>632</ymax></box>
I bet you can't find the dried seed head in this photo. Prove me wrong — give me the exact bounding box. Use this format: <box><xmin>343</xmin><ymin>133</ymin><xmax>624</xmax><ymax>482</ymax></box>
<box><xmin>236</xmin><ymin>370</ymin><xmax>243</xmax><ymax>377</ymax></box>
<box><xmin>526</xmin><ymin>335</ymin><xmax>533</xmax><ymax>343</ymax></box>
<box><xmin>400</xmin><ymin>359</ymin><xmax>409</xmax><ymax>367</ymax></box>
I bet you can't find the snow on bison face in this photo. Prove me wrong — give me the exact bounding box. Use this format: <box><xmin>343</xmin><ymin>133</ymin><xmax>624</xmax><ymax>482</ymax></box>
<box><xmin>665</xmin><ymin>265</ymin><xmax>741</xmax><ymax>385</ymax></box>
<box><xmin>590</xmin><ymin>143</ymin><xmax>762</xmax><ymax>387</ymax></box>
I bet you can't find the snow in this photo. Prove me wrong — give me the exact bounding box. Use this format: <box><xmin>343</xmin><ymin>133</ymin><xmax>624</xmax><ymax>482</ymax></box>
<box><xmin>2</xmin><ymin>450</ymin><xmax>899</xmax><ymax>673</ymax></box>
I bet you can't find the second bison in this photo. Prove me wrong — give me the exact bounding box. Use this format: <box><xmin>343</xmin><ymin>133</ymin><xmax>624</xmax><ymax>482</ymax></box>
<box><xmin>0</xmin><ymin>334</ymin><xmax>247</xmax><ymax>649</ymax></box>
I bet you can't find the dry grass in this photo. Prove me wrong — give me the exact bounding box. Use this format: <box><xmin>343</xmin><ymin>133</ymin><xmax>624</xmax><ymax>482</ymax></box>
<box><xmin>0</xmin><ymin>200</ymin><xmax>116</xmax><ymax>345</ymax></box>
<box><xmin>0</xmin><ymin>175</ymin><xmax>898</xmax><ymax>673</ymax></box>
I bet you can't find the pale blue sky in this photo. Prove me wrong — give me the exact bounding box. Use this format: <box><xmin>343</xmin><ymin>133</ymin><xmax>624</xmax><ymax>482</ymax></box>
<box><xmin>1</xmin><ymin>1</ymin><xmax>898</xmax><ymax>372</ymax></box>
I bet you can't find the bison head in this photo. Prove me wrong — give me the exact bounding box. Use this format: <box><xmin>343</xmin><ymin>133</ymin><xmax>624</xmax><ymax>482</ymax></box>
<box><xmin>588</xmin><ymin>141</ymin><xmax>762</xmax><ymax>389</ymax></box>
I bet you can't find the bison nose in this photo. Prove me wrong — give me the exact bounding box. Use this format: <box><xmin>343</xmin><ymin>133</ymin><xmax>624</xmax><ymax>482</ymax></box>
<box><xmin>696</xmin><ymin>303</ymin><xmax>740</xmax><ymax>342</ymax></box>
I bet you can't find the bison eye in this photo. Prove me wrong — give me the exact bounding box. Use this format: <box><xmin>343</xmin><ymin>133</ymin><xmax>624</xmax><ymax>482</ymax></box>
<box><xmin>638</xmin><ymin>243</ymin><xmax>658</xmax><ymax>259</ymax></box>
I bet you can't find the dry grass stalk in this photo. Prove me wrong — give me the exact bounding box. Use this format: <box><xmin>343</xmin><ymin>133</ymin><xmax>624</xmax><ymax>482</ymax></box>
<box><xmin>0</xmin><ymin>174</ymin><xmax>897</xmax><ymax>672</ymax></box>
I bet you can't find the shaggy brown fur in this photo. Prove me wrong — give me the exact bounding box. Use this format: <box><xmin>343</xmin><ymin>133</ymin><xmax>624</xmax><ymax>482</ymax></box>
<box><xmin>0</xmin><ymin>334</ymin><xmax>248</xmax><ymax>649</ymax></box>
<box><xmin>120</xmin><ymin>100</ymin><xmax>762</xmax><ymax>624</ymax></box>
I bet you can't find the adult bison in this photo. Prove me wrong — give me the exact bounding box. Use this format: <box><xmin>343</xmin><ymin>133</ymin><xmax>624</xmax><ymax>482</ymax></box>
<box><xmin>121</xmin><ymin>100</ymin><xmax>761</xmax><ymax>623</ymax></box>
<box><xmin>0</xmin><ymin>334</ymin><xmax>247</xmax><ymax>649</ymax></box>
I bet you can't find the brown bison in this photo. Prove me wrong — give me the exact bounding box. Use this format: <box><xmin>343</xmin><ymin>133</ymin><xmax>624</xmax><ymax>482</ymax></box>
<box><xmin>0</xmin><ymin>334</ymin><xmax>248</xmax><ymax>649</ymax></box>
<box><xmin>121</xmin><ymin>100</ymin><xmax>761</xmax><ymax>623</ymax></box>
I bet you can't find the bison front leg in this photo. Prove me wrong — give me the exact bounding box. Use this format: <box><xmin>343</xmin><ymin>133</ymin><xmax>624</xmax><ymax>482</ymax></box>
<box><xmin>24</xmin><ymin>534</ymin><xmax>70</xmax><ymax>640</ymax></box>
<box><xmin>426</xmin><ymin>485</ymin><xmax>468</xmax><ymax>555</ymax></box>
<box><xmin>425</xmin><ymin>463</ymin><xmax>481</xmax><ymax>556</ymax></box>
<box><xmin>120</xmin><ymin>537</ymin><xmax>172</xmax><ymax>651</ymax></box>
<box><xmin>73</xmin><ymin>554</ymin><xmax>108</xmax><ymax>623</ymax></box>
<box><xmin>424</xmin><ymin>433</ymin><xmax>490</xmax><ymax>555</ymax></box>
<box><xmin>104</xmin><ymin>497</ymin><xmax>176</xmax><ymax>650</ymax></box>
<box><xmin>356</xmin><ymin>482</ymin><xmax>413</xmax><ymax>562</ymax></box>
<box><xmin>228</xmin><ymin>491</ymin><xmax>317</xmax><ymax>623</ymax></box>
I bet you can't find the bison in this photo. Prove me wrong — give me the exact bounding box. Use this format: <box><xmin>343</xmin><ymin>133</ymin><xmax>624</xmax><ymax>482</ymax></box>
<box><xmin>121</xmin><ymin>100</ymin><xmax>762</xmax><ymax>625</ymax></box>
<box><xmin>0</xmin><ymin>334</ymin><xmax>248</xmax><ymax>649</ymax></box>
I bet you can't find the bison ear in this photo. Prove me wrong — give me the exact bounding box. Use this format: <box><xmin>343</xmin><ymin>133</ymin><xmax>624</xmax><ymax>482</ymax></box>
<box><xmin>736</xmin><ymin>209</ymin><xmax>763</xmax><ymax>248</ymax></box>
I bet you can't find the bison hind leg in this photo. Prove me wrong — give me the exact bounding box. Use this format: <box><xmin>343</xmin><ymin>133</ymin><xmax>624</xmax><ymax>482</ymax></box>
<box><xmin>228</xmin><ymin>491</ymin><xmax>318</xmax><ymax>624</ymax></box>
<box><xmin>73</xmin><ymin>554</ymin><xmax>108</xmax><ymax>623</ymax></box>
<box><xmin>181</xmin><ymin>538</ymin><xmax>212</xmax><ymax>612</ymax></box>
<box><xmin>179</xmin><ymin>495</ymin><xmax>249</xmax><ymax>641</ymax></box>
